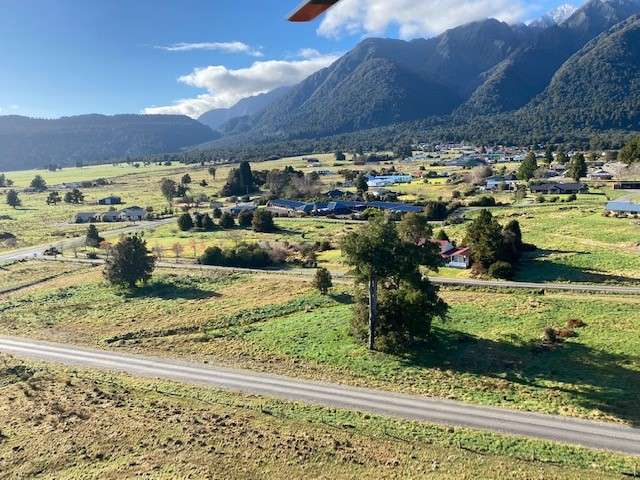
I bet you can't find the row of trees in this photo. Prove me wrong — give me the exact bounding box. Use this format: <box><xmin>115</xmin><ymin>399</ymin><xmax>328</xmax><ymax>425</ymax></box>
<box><xmin>177</xmin><ymin>209</ymin><xmax>276</xmax><ymax>233</ymax></box>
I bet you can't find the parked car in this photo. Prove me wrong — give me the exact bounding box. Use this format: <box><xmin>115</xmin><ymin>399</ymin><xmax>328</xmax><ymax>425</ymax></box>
<box><xmin>43</xmin><ymin>247</ymin><xmax>61</xmax><ymax>256</ymax></box>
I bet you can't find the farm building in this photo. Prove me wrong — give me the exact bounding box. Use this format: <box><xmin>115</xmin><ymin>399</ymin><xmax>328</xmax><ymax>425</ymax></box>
<box><xmin>606</xmin><ymin>201</ymin><xmax>640</xmax><ymax>215</ymax></box>
<box><xmin>73</xmin><ymin>212</ymin><xmax>97</xmax><ymax>223</ymax></box>
<box><xmin>222</xmin><ymin>202</ymin><xmax>257</xmax><ymax>216</ymax></box>
<box><xmin>614</xmin><ymin>181</ymin><xmax>640</xmax><ymax>190</ymax></box>
<box><xmin>367</xmin><ymin>175</ymin><xmax>413</xmax><ymax>188</ymax></box>
<box><xmin>530</xmin><ymin>182</ymin><xmax>587</xmax><ymax>194</ymax></box>
<box><xmin>98</xmin><ymin>195</ymin><xmax>122</xmax><ymax>205</ymax></box>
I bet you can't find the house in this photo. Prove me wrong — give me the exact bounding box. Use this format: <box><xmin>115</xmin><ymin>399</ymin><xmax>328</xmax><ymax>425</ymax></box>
<box><xmin>267</xmin><ymin>199</ymin><xmax>315</xmax><ymax>216</ymax></box>
<box><xmin>98</xmin><ymin>211</ymin><xmax>120</xmax><ymax>222</ymax></box>
<box><xmin>614</xmin><ymin>181</ymin><xmax>640</xmax><ymax>190</ymax></box>
<box><xmin>606</xmin><ymin>201</ymin><xmax>640</xmax><ymax>215</ymax></box>
<box><xmin>437</xmin><ymin>240</ymin><xmax>471</xmax><ymax>269</ymax></box>
<box><xmin>118</xmin><ymin>206</ymin><xmax>147</xmax><ymax>221</ymax></box>
<box><xmin>73</xmin><ymin>212</ymin><xmax>97</xmax><ymax>223</ymax></box>
<box><xmin>485</xmin><ymin>174</ymin><xmax>517</xmax><ymax>191</ymax></box>
<box><xmin>588</xmin><ymin>170</ymin><xmax>613</xmax><ymax>180</ymax></box>
<box><xmin>366</xmin><ymin>175</ymin><xmax>413</xmax><ymax>188</ymax></box>
<box><xmin>98</xmin><ymin>195</ymin><xmax>122</xmax><ymax>205</ymax></box>
<box><xmin>530</xmin><ymin>182</ymin><xmax>587</xmax><ymax>194</ymax></box>
<box><xmin>222</xmin><ymin>202</ymin><xmax>257</xmax><ymax>216</ymax></box>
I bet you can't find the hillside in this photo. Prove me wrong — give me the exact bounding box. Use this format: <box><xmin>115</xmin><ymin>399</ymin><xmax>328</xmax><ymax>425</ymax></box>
<box><xmin>463</xmin><ymin>0</ymin><xmax>640</xmax><ymax>115</ymax></box>
<box><xmin>519</xmin><ymin>14</ymin><xmax>640</xmax><ymax>131</ymax></box>
<box><xmin>199</xmin><ymin>0</ymin><xmax>640</xmax><ymax>146</ymax></box>
<box><xmin>0</xmin><ymin>114</ymin><xmax>218</xmax><ymax>170</ymax></box>
<box><xmin>198</xmin><ymin>86</ymin><xmax>292</xmax><ymax>131</ymax></box>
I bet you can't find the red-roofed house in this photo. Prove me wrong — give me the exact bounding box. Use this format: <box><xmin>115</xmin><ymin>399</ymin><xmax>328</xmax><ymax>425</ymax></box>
<box><xmin>437</xmin><ymin>240</ymin><xmax>471</xmax><ymax>269</ymax></box>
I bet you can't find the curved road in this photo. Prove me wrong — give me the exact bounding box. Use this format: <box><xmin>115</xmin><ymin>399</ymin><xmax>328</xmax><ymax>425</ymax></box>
<box><xmin>0</xmin><ymin>217</ymin><xmax>175</xmax><ymax>265</ymax></box>
<box><xmin>1</xmin><ymin>336</ymin><xmax>639</xmax><ymax>455</ymax></box>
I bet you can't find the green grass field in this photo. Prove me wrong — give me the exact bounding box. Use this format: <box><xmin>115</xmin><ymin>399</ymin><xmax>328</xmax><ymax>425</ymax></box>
<box><xmin>2</xmin><ymin>355</ymin><xmax>636</xmax><ymax>479</ymax></box>
<box><xmin>1</xmin><ymin>266</ymin><xmax>638</xmax><ymax>426</ymax></box>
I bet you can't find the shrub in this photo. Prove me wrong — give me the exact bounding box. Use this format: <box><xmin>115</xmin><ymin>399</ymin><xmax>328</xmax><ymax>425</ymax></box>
<box><xmin>542</xmin><ymin>327</ymin><xmax>558</xmax><ymax>344</ymax></box>
<box><xmin>488</xmin><ymin>261</ymin><xmax>514</xmax><ymax>279</ymax></box>
<box><xmin>566</xmin><ymin>318</ymin><xmax>587</xmax><ymax>329</ymax></box>
<box><xmin>548</xmin><ymin>196</ymin><xmax>559</xmax><ymax>203</ymax></box>
<box><xmin>468</xmin><ymin>196</ymin><xmax>497</xmax><ymax>207</ymax></box>
<box><xmin>566</xmin><ymin>194</ymin><xmax>577</xmax><ymax>202</ymax></box>
<box><xmin>198</xmin><ymin>243</ymin><xmax>274</xmax><ymax>269</ymax></box>
<box><xmin>313</xmin><ymin>267</ymin><xmax>333</xmax><ymax>295</ymax></box>
<box><xmin>252</xmin><ymin>209</ymin><xmax>276</xmax><ymax>233</ymax></box>
<box><xmin>536</xmin><ymin>195</ymin><xmax>546</xmax><ymax>203</ymax></box>
<box><xmin>212</xmin><ymin>207</ymin><xmax>222</xmax><ymax>219</ymax></box>
<box><xmin>219</xmin><ymin>212</ymin><xmax>235</xmax><ymax>229</ymax></box>
<box><xmin>177</xmin><ymin>213</ymin><xmax>193</xmax><ymax>231</ymax></box>
<box><xmin>238</xmin><ymin>210</ymin><xmax>254</xmax><ymax>228</ymax></box>
<box><xmin>202</xmin><ymin>214</ymin><xmax>216</xmax><ymax>231</ymax></box>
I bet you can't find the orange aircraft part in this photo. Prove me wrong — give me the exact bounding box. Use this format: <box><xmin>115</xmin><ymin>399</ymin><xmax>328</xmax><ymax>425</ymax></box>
<box><xmin>289</xmin><ymin>0</ymin><xmax>340</xmax><ymax>22</ymax></box>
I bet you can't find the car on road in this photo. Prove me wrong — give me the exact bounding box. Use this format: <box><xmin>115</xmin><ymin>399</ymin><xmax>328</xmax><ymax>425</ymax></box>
<box><xmin>42</xmin><ymin>247</ymin><xmax>61</xmax><ymax>257</ymax></box>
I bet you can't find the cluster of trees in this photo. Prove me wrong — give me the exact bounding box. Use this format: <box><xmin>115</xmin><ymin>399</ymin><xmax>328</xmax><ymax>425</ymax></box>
<box><xmin>0</xmin><ymin>174</ymin><xmax>14</xmax><ymax>187</ymax></box>
<box><xmin>264</xmin><ymin>166</ymin><xmax>321</xmax><ymax>199</ymax></box>
<box><xmin>63</xmin><ymin>188</ymin><xmax>85</xmax><ymax>204</ymax></box>
<box><xmin>342</xmin><ymin>213</ymin><xmax>448</xmax><ymax>352</ymax></box>
<box><xmin>178</xmin><ymin>209</ymin><xmax>276</xmax><ymax>234</ymax></box>
<box><xmin>464</xmin><ymin>210</ymin><xmax>533</xmax><ymax>279</ymax></box>
<box><xmin>220</xmin><ymin>161</ymin><xmax>258</xmax><ymax>197</ymax></box>
<box><xmin>198</xmin><ymin>243</ymin><xmax>274</xmax><ymax>269</ymax></box>
<box><xmin>160</xmin><ymin>178</ymin><xmax>189</xmax><ymax>205</ymax></box>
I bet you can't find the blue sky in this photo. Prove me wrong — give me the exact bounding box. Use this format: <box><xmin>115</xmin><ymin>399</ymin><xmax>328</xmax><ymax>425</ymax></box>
<box><xmin>0</xmin><ymin>0</ymin><xmax>577</xmax><ymax>119</ymax></box>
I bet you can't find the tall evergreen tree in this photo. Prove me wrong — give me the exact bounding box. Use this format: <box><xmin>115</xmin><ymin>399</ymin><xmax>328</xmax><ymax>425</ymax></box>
<box><xmin>568</xmin><ymin>153</ymin><xmax>588</xmax><ymax>181</ymax></box>
<box><xmin>517</xmin><ymin>152</ymin><xmax>538</xmax><ymax>181</ymax></box>
<box><xmin>103</xmin><ymin>235</ymin><xmax>156</xmax><ymax>288</ymax></box>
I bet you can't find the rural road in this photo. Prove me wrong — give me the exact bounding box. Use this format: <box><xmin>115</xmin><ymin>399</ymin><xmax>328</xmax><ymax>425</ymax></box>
<box><xmin>1</xmin><ymin>336</ymin><xmax>640</xmax><ymax>455</ymax></box>
<box><xmin>39</xmin><ymin>256</ymin><xmax>640</xmax><ymax>295</ymax></box>
<box><xmin>0</xmin><ymin>217</ymin><xmax>175</xmax><ymax>265</ymax></box>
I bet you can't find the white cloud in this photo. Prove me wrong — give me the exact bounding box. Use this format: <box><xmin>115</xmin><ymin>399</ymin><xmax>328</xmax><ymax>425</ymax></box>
<box><xmin>318</xmin><ymin>0</ymin><xmax>528</xmax><ymax>39</ymax></box>
<box><xmin>156</xmin><ymin>41</ymin><xmax>264</xmax><ymax>57</ymax></box>
<box><xmin>144</xmin><ymin>53</ymin><xmax>340</xmax><ymax>118</ymax></box>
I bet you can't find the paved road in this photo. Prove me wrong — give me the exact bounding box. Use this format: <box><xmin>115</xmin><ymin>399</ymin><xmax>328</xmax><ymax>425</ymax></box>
<box><xmin>39</xmin><ymin>256</ymin><xmax>640</xmax><ymax>295</ymax></box>
<box><xmin>0</xmin><ymin>217</ymin><xmax>175</xmax><ymax>265</ymax></box>
<box><xmin>1</xmin><ymin>336</ymin><xmax>639</xmax><ymax>455</ymax></box>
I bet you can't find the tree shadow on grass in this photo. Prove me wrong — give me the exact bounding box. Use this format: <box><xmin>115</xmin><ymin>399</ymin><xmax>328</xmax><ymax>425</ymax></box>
<box><xmin>124</xmin><ymin>280</ymin><xmax>220</xmax><ymax>301</ymax></box>
<box><xmin>517</xmin><ymin>249</ymin><xmax>640</xmax><ymax>284</ymax></box>
<box><xmin>400</xmin><ymin>328</ymin><xmax>640</xmax><ymax>425</ymax></box>
<box><xmin>329</xmin><ymin>292</ymin><xmax>353</xmax><ymax>305</ymax></box>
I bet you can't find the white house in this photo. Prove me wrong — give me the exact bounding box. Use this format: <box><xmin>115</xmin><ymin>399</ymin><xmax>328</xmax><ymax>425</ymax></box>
<box><xmin>118</xmin><ymin>206</ymin><xmax>146</xmax><ymax>221</ymax></box>
<box><xmin>73</xmin><ymin>212</ymin><xmax>97</xmax><ymax>223</ymax></box>
<box><xmin>606</xmin><ymin>201</ymin><xmax>640</xmax><ymax>215</ymax></box>
<box><xmin>437</xmin><ymin>240</ymin><xmax>471</xmax><ymax>269</ymax></box>
<box><xmin>366</xmin><ymin>175</ymin><xmax>413</xmax><ymax>188</ymax></box>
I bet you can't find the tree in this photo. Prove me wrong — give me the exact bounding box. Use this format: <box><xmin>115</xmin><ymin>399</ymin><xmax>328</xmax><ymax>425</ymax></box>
<box><xmin>544</xmin><ymin>145</ymin><xmax>554</xmax><ymax>165</ymax></box>
<box><xmin>398</xmin><ymin>213</ymin><xmax>432</xmax><ymax>246</ymax></box>
<box><xmin>177</xmin><ymin>213</ymin><xmax>194</xmax><ymax>231</ymax></box>
<box><xmin>517</xmin><ymin>152</ymin><xmax>538</xmax><ymax>181</ymax></box>
<box><xmin>556</xmin><ymin>147</ymin><xmax>569</xmax><ymax>165</ymax></box>
<box><xmin>435</xmin><ymin>229</ymin><xmax>449</xmax><ymax>241</ymax></box>
<box><xmin>335</xmin><ymin>151</ymin><xmax>346</xmax><ymax>161</ymax></box>
<box><xmin>619</xmin><ymin>136</ymin><xmax>640</xmax><ymax>165</ymax></box>
<box><xmin>220</xmin><ymin>161</ymin><xmax>256</xmax><ymax>196</ymax></box>
<box><xmin>314</xmin><ymin>267</ymin><xmax>333</xmax><ymax>295</ymax></box>
<box><xmin>567</xmin><ymin>153</ymin><xmax>587</xmax><ymax>181</ymax></box>
<box><xmin>355</xmin><ymin>173</ymin><xmax>369</xmax><ymax>194</ymax></box>
<box><xmin>219</xmin><ymin>212</ymin><xmax>235</xmax><ymax>229</ymax></box>
<box><xmin>160</xmin><ymin>178</ymin><xmax>178</xmax><ymax>205</ymax></box>
<box><xmin>0</xmin><ymin>174</ymin><xmax>9</xmax><ymax>187</ymax></box>
<box><xmin>464</xmin><ymin>209</ymin><xmax>503</xmax><ymax>270</ymax></box>
<box><xmin>252</xmin><ymin>209</ymin><xmax>275</xmax><ymax>233</ymax></box>
<box><xmin>64</xmin><ymin>189</ymin><xmax>84</xmax><ymax>204</ymax></box>
<box><xmin>30</xmin><ymin>175</ymin><xmax>47</xmax><ymax>192</ymax></box>
<box><xmin>342</xmin><ymin>213</ymin><xmax>446</xmax><ymax>351</ymax></box>
<box><xmin>46</xmin><ymin>191</ymin><xmax>61</xmax><ymax>205</ymax></box>
<box><xmin>501</xmin><ymin>220</ymin><xmax>523</xmax><ymax>262</ymax></box>
<box><xmin>103</xmin><ymin>235</ymin><xmax>156</xmax><ymax>288</ymax></box>
<box><xmin>85</xmin><ymin>224</ymin><xmax>103</xmax><ymax>248</ymax></box>
<box><xmin>6</xmin><ymin>189</ymin><xmax>20</xmax><ymax>208</ymax></box>
<box><xmin>208</xmin><ymin>166</ymin><xmax>217</xmax><ymax>178</ymax></box>
<box><xmin>171</xmin><ymin>242</ymin><xmax>184</xmax><ymax>259</ymax></box>
<box><xmin>181</xmin><ymin>174</ymin><xmax>192</xmax><ymax>185</ymax></box>
<box><xmin>238</xmin><ymin>210</ymin><xmax>254</xmax><ymax>228</ymax></box>
<box><xmin>212</xmin><ymin>207</ymin><xmax>222</xmax><ymax>219</ymax></box>
<box><xmin>202</xmin><ymin>213</ymin><xmax>216</xmax><ymax>231</ymax></box>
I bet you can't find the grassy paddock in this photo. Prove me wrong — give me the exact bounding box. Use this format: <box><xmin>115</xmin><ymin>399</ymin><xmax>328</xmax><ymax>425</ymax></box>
<box><xmin>0</xmin><ymin>355</ymin><xmax>637</xmax><ymax>479</ymax></box>
<box><xmin>1</xmin><ymin>267</ymin><xmax>638</xmax><ymax>425</ymax></box>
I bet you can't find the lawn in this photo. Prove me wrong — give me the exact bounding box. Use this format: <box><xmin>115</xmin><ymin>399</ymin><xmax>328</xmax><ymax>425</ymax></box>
<box><xmin>2</xmin><ymin>356</ymin><xmax>636</xmax><ymax>479</ymax></box>
<box><xmin>1</xmin><ymin>266</ymin><xmax>639</xmax><ymax>426</ymax></box>
<box><xmin>0</xmin><ymin>260</ymin><xmax>88</xmax><ymax>292</ymax></box>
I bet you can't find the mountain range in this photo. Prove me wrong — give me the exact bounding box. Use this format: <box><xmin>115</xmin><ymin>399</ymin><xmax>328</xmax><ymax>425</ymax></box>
<box><xmin>0</xmin><ymin>114</ymin><xmax>217</xmax><ymax>170</ymax></box>
<box><xmin>201</xmin><ymin>0</ymin><xmax>640</xmax><ymax>147</ymax></box>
